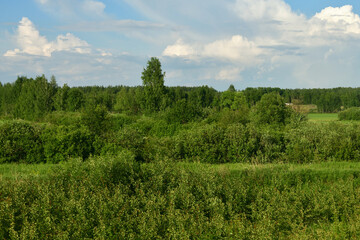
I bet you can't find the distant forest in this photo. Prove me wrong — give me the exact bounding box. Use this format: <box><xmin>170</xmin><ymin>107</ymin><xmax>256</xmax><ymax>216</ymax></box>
<box><xmin>0</xmin><ymin>74</ymin><xmax>360</xmax><ymax>120</ymax></box>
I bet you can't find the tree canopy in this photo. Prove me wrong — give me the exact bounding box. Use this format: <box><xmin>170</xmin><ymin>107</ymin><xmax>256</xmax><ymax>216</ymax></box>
<box><xmin>141</xmin><ymin>57</ymin><xmax>165</xmax><ymax>112</ymax></box>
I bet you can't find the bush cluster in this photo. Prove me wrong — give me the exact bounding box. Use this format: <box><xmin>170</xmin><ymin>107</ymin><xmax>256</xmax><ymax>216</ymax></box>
<box><xmin>1</xmin><ymin>156</ymin><xmax>360</xmax><ymax>239</ymax></box>
<box><xmin>339</xmin><ymin>107</ymin><xmax>360</xmax><ymax>121</ymax></box>
<box><xmin>0</xmin><ymin>121</ymin><xmax>95</xmax><ymax>164</ymax></box>
<box><xmin>2</xmin><ymin>116</ymin><xmax>360</xmax><ymax>164</ymax></box>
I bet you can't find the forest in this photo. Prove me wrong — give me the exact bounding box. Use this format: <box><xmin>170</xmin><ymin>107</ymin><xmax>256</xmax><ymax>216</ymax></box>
<box><xmin>1</xmin><ymin>58</ymin><xmax>360</xmax><ymax>238</ymax></box>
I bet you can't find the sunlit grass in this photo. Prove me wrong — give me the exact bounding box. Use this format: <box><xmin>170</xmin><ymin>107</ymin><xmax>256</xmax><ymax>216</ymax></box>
<box><xmin>307</xmin><ymin>113</ymin><xmax>338</xmax><ymax>121</ymax></box>
<box><xmin>0</xmin><ymin>163</ymin><xmax>55</xmax><ymax>180</ymax></box>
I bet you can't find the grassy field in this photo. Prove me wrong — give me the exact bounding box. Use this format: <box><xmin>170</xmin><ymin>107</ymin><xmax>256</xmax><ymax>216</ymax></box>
<box><xmin>0</xmin><ymin>163</ymin><xmax>55</xmax><ymax>180</ymax></box>
<box><xmin>3</xmin><ymin>161</ymin><xmax>360</xmax><ymax>180</ymax></box>
<box><xmin>307</xmin><ymin>113</ymin><xmax>338</xmax><ymax>121</ymax></box>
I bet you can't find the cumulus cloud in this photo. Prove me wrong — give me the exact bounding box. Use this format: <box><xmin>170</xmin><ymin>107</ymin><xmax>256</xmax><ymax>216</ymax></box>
<box><xmin>164</xmin><ymin>35</ymin><xmax>262</xmax><ymax>66</ymax></box>
<box><xmin>232</xmin><ymin>0</ymin><xmax>303</xmax><ymax>22</ymax></box>
<box><xmin>163</xmin><ymin>39</ymin><xmax>196</xmax><ymax>57</ymax></box>
<box><xmin>4</xmin><ymin>17</ymin><xmax>90</xmax><ymax>57</ymax></box>
<box><xmin>203</xmin><ymin>35</ymin><xmax>262</xmax><ymax>63</ymax></box>
<box><xmin>309</xmin><ymin>5</ymin><xmax>360</xmax><ymax>36</ymax></box>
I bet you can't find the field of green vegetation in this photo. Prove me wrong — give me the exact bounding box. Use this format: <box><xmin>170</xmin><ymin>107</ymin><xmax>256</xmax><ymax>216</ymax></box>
<box><xmin>2</xmin><ymin>58</ymin><xmax>360</xmax><ymax>238</ymax></box>
<box><xmin>307</xmin><ymin>113</ymin><xmax>339</xmax><ymax>121</ymax></box>
<box><xmin>2</xmin><ymin>157</ymin><xmax>360</xmax><ymax>239</ymax></box>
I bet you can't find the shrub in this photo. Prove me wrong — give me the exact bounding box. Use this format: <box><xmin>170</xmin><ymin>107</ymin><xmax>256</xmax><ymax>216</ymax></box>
<box><xmin>41</xmin><ymin>111</ymin><xmax>81</xmax><ymax>126</ymax></box>
<box><xmin>1</xmin><ymin>158</ymin><xmax>360</xmax><ymax>239</ymax></box>
<box><xmin>0</xmin><ymin>121</ymin><xmax>44</xmax><ymax>163</ymax></box>
<box><xmin>81</xmin><ymin>104</ymin><xmax>110</xmax><ymax>135</ymax></box>
<box><xmin>41</xmin><ymin>124</ymin><xmax>95</xmax><ymax>163</ymax></box>
<box><xmin>251</xmin><ymin>92</ymin><xmax>292</xmax><ymax>126</ymax></box>
<box><xmin>339</xmin><ymin>107</ymin><xmax>360</xmax><ymax>121</ymax></box>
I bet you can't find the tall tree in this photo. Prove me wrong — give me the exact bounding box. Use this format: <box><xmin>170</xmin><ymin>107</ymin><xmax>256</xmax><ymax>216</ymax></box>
<box><xmin>252</xmin><ymin>92</ymin><xmax>290</xmax><ymax>126</ymax></box>
<box><xmin>141</xmin><ymin>57</ymin><xmax>165</xmax><ymax>113</ymax></box>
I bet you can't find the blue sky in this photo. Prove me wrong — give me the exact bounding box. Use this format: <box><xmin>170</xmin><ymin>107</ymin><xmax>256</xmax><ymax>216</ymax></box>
<box><xmin>1</xmin><ymin>0</ymin><xmax>360</xmax><ymax>90</ymax></box>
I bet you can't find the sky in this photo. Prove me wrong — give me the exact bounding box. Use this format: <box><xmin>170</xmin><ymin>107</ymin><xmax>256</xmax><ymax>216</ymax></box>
<box><xmin>1</xmin><ymin>1</ymin><xmax>360</xmax><ymax>90</ymax></box>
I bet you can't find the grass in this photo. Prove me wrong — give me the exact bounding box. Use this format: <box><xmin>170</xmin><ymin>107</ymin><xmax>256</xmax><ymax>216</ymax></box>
<box><xmin>307</xmin><ymin>113</ymin><xmax>338</xmax><ymax>121</ymax></box>
<box><xmin>0</xmin><ymin>163</ymin><xmax>55</xmax><ymax>180</ymax></box>
<box><xmin>180</xmin><ymin>161</ymin><xmax>360</xmax><ymax>177</ymax></box>
<box><xmin>3</xmin><ymin>161</ymin><xmax>360</xmax><ymax>180</ymax></box>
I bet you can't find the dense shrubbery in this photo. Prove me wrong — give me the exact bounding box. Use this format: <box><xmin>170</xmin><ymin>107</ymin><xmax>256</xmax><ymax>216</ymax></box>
<box><xmin>0</xmin><ymin>121</ymin><xmax>43</xmax><ymax>163</ymax></box>
<box><xmin>1</xmin><ymin>156</ymin><xmax>360</xmax><ymax>239</ymax></box>
<box><xmin>41</xmin><ymin>125</ymin><xmax>95</xmax><ymax>163</ymax></box>
<box><xmin>339</xmin><ymin>107</ymin><xmax>360</xmax><ymax>121</ymax></box>
<box><xmin>2</xmin><ymin>110</ymin><xmax>360</xmax><ymax>164</ymax></box>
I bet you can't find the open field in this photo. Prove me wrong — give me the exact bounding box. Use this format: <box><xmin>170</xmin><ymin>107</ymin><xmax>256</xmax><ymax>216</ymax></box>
<box><xmin>3</xmin><ymin>161</ymin><xmax>360</xmax><ymax>180</ymax></box>
<box><xmin>0</xmin><ymin>163</ymin><xmax>55</xmax><ymax>180</ymax></box>
<box><xmin>307</xmin><ymin>113</ymin><xmax>338</xmax><ymax>121</ymax></box>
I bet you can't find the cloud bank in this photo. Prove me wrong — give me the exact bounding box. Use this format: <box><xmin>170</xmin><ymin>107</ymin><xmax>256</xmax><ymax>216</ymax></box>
<box><xmin>4</xmin><ymin>17</ymin><xmax>90</xmax><ymax>57</ymax></box>
<box><xmin>3</xmin><ymin>0</ymin><xmax>360</xmax><ymax>89</ymax></box>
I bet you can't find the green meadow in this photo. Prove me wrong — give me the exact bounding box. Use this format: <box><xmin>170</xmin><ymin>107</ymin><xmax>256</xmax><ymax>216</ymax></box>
<box><xmin>307</xmin><ymin>113</ymin><xmax>339</xmax><ymax>121</ymax></box>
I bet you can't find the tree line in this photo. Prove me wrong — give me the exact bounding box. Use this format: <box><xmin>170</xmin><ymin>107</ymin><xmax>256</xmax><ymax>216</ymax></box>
<box><xmin>1</xmin><ymin>58</ymin><xmax>360</xmax><ymax>120</ymax></box>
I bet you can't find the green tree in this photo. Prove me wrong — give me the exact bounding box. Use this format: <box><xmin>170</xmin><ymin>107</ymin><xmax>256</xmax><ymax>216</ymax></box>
<box><xmin>81</xmin><ymin>104</ymin><xmax>110</xmax><ymax>135</ymax></box>
<box><xmin>54</xmin><ymin>84</ymin><xmax>70</xmax><ymax>111</ymax></box>
<box><xmin>141</xmin><ymin>57</ymin><xmax>165</xmax><ymax>113</ymax></box>
<box><xmin>114</xmin><ymin>88</ymin><xmax>142</xmax><ymax>114</ymax></box>
<box><xmin>252</xmin><ymin>92</ymin><xmax>290</xmax><ymax>126</ymax></box>
<box><xmin>66</xmin><ymin>88</ymin><xmax>84</xmax><ymax>111</ymax></box>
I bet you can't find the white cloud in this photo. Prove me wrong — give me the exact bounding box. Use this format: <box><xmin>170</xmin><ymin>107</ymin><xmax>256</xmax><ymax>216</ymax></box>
<box><xmin>4</xmin><ymin>17</ymin><xmax>90</xmax><ymax>57</ymax></box>
<box><xmin>232</xmin><ymin>0</ymin><xmax>303</xmax><ymax>22</ymax></box>
<box><xmin>203</xmin><ymin>35</ymin><xmax>262</xmax><ymax>63</ymax></box>
<box><xmin>163</xmin><ymin>39</ymin><xmax>196</xmax><ymax>57</ymax></box>
<box><xmin>163</xmin><ymin>35</ymin><xmax>262</xmax><ymax>65</ymax></box>
<box><xmin>54</xmin><ymin>33</ymin><xmax>90</xmax><ymax>54</ymax></box>
<box><xmin>4</xmin><ymin>17</ymin><xmax>52</xmax><ymax>57</ymax></box>
<box><xmin>309</xmin><ymin>5</ymin><xmax>360</xmax><ymax>36</ymax></box>
<box><xmin>81</xmin><ymin>0</ymin><xmax>106</xmax><ymax>17</ymax></box>
<box><xmin>215</xmin><ymin>67</ymin><xmax>242</xmax><ymax>81</ymax></box>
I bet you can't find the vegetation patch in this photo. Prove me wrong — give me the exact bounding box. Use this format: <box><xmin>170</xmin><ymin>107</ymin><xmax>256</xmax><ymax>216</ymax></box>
<box><xmin>339</xmin><ymin>107</ymin><xmax>360</xmax><ymax>121</ymax></box>
<box><xmin>1</xmin><ymin>157</ymin><xmax>360</xmax><ymax>239</ymax></box>
<box><xmin>307</xmin><ymin>113</ymin><xmax>338</xmax><ymax>121</ymax></box>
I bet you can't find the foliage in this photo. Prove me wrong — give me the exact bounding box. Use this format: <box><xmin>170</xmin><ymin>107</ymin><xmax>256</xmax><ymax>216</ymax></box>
<box><xmin>41</xmin><ymin>125</ymin><xmax>95</xmax><ymax>163</ymax></box>
<box><xmin>1</xmin><ymin>158</ymin><xmax>360</xmax><ymax>239</ymax></box>
<box><xmin>81</xmin><ymin>104</ymin><xmax>110</xmax><ymax>135</ymax></box>
<box><xmin>141</xmin><ymin>57</ymin><xmax>165</xmax><ymax>113</ymax></box>
<box><xmin>339</xmin><ymin>107</ymin><xmax>360</xmax><ymax>121</ymax></box>
<box><xmin>251</xmin><ymin>92</ymin><xmax>292</xmax><ymax>126</ymax></box>
<box><xmin>0</xmin><ymin>121</ymin><xmax>44</xmax><ymax>163</ymax></box>
<box><xmin>164</xmin><ymin>99</ymin><xmax>203</xmax><ymax>124</ymax></box>
<box><xmin>66</xmin><ymin>88</ymin><xmax>84</xmax><ymax>111</ymax></box>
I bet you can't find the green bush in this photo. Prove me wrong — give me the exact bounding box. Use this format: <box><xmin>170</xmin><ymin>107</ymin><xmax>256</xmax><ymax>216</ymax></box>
<box><xmin>110</xmin><ymin>113</ymin><xmax>137</xmax><ymax>131</ymax></box>
<box><xmin>164</xmin><ymin>99</ymin><xmax>203</xmax><ymax>124</ymax></box>
<box><xmin>339</xmin><ymin>107</ymin><xmax>360</xmax><ymax>121</ymax></box>
<box><xmin>0</xmin><ymin>121</ymin><xmax>44</xmax><ymax>163</ymax></box>
<box><xmin>41</xmin><ymin>111</ymin><xmax>81</xmax><ymax>126</ymax></box>
<box><xmin>1</xmin><ymin>158</ymin><xmax>360</xmax><ymax>239</ymax></box>
<box><xmin>81</xmin><ymin>104</ymin><xmax>110</xmax><ymax>135</ymax></box>
<box><xmin>285</xmin><ymin>122</ymin><xmax>360</xmax><ymax>163</ymax></box>
<box><xmin>41</xmin><ymin>124</ymin><xmax>95</xmax><ymax>163</ymax></box>
<box><xmin>251</xmin><ymin>92</ymin><xmax>291</xmax><ymax>126</ymax></box>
